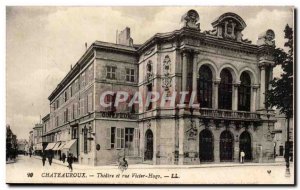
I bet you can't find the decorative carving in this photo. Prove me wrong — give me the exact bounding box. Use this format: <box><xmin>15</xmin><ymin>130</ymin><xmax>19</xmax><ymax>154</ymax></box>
<box><xmin>257</xmin><ymin>29</ymin><xmax>275</xmax><ymax>46</ymax></box>
<box><xmin>162</xmin><ymin>55</ymin><xmax>172</xmax><ymax>96</ymax></box>
<box><xmin>180</xmin><ymin>9</ymin><xmax>200</xmax><ymax>30</ymax></box>
<box><xmin>227</xmin><ymin>121</ymin><xmax>235</xmax><ymax>129</ymax></box>
<box><xmin>146</xmin><ymin>60</ymin><xmax>153</xmax><ymax>81</ymax></box>
<box><xmin>146</xmin><ymin>120</ymin><xmax>151</xmax><ymax>129</ymax></box>
<box><xmin>224</xmin><ymin>20</ymin><xmax>236</xmax><ymax>40</ymax></box>
<box><xmin>210</xmin><ymin>12</ymin><xmax>247</xmax><ymax>42</ymax></box>
<box><xmin>186</xmin><ymin>118</ymin><xmax>198</xmax><ymax>140</ymax></box>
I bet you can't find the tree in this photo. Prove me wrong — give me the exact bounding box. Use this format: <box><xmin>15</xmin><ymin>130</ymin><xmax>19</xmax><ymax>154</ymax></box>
<box><xmin>266</xmin><ymin>24</ymin><xmax>293</xmax><ymax>176</ymax></box>
<box><xmin>266</xmin><ymin>24</ymin><xmax>293</xmax><ymax>118</ymax></box>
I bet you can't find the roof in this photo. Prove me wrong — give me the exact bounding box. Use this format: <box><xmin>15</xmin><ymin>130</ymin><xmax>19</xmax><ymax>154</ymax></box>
<box><xmin>48</xmin><ymin>41</ymin><xmax>138</xmax><ymax>101</ymax></box>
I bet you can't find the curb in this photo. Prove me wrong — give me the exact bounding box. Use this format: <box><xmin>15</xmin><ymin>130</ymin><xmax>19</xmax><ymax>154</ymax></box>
<box><xmin>32</xmin><ymin>156</ymin><xmax>289</xmax><ymax>170</ymax></box>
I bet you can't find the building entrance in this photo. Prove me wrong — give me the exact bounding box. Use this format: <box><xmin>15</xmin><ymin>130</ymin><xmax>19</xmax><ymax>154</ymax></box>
<box><xmin>220</xmin><ymin>130</ymin><xmax>234</xmax><ymax>161</ymax></box>
<box><xmin>199</xmin><ymin>129</ymin><xmax>214</xmax><ymax>162</ymax></box>
<box><xmin>239</xmin><ymin>131</ymin><xmax>252</xmax><ymax>161</ymax></box>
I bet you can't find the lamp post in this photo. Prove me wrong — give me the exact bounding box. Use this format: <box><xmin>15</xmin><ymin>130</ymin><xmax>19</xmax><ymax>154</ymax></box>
<box><xmin>285</xmin><ymin>112</ymin><xmax>291</xmax><ymax>177</ymax></box>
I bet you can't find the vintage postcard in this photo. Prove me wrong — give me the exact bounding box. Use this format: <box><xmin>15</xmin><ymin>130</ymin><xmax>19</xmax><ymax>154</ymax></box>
<box><xmin>6</xmin><ymin>6</ymin><xmax>295</xmax><ymax>185</ymax></box>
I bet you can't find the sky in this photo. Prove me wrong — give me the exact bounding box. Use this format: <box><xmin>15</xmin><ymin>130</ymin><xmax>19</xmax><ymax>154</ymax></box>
<box><xmin>6</xmin><ymin>6</ymin><xmax>293</xmax><ymax>139</ymax></box>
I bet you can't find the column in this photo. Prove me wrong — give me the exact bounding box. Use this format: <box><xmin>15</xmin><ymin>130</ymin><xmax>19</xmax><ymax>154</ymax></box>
<box><xmin>251</xmin><ymin>85</ymin><xmax>259</xmax><ymax>112</ymax></box>
<box><xmin>232</xmin><ymin>83</ymin><xmax>240</xmax><ymax>111</ymax></box>
<box><xmin>213</xmin><ymin>80</ymin><xmax>220</xmax><ymax>109</ymax></box>
<box><xmin>182</xmin><ymin>52</ymin><xmax>188</xmax><ymax>92</ymax></box>
<box><xmin>192</xmin><ymin>52</ymin><xmax>199</xmax><ymax>106</ymax></box>
<box><xmin>259</xmin><ymin>65</ymin><xmax>266</xmax><ymax>109</ymax></box>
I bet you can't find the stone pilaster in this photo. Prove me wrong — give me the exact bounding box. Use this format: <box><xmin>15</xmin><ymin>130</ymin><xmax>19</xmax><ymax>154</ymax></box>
<box><xmin>251</xmin><ymin>85</ymin><xmax>259</xmax><ymax>112</ymax></box>
<box><xmin>182</xmin><ymin>52</ymin><xmax>188</xmax><ymax>92</ymax></box>
<box><xmin>232</xmin><ymin>82</ymin><xmax>240</xmax><ymax>111</ymax></box>
<box><xmin>259</xmin><ymin>65</ymin><xmax>266</xmax><ymax>109</ymax></box>
<box><xmin>213</xmin><ymin>79</ymin><xmax>221</xmax><ymax>109</ymax></box>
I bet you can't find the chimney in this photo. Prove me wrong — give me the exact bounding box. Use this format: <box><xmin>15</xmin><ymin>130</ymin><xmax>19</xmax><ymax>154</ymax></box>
<box><xmin>116</xmin><ymin>27</ymin><xmax>133</xmax><ymax>47</ymax></box>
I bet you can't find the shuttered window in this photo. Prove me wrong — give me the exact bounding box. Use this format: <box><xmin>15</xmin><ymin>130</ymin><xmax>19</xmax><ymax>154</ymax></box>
<box><xmin>116</xmin><ymin>128</ymin><xmax>125</xmax><ymax>149</ymax></box>
<box><xmin>105</xmin><ymin>127</ymin><xmax>111</xmax><ymax>149</ymax></box>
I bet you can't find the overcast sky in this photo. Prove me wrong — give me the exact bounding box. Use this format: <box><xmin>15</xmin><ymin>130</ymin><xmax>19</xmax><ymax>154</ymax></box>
<box><xmin>6</xmin><ymin>6</ymin><xmax>293</xmax><ymax>139</ymax></box>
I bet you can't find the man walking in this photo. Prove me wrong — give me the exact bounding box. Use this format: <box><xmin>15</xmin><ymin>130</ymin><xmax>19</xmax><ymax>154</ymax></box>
<box><xmin>62</xmin><ymin>153</ymin><xmax>66</xmax><ymax>163</ymax></box>
<box><xmin>48</xmin><ymin>151</ymin><xmax>53</xmax><ymax>166</ymax></box>
<box><xmin>42</xmin><ymin>152</ymin><xmax>46</xmax><ymax>166</ymax></box>
<box><xmin>67</xmin><ymin>153</ymin><xmax>73</xmax><ymax>172</ymax></box>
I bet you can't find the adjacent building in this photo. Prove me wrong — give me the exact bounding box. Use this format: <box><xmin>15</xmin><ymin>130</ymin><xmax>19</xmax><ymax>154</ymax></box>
<box><xmin>17</xmin><ymin>139</ymin><xmax>28</xmax><ymax>154</ymax></box>
<box><xmin>44</xmin><ymin>10</ymin><xmax>278</xmax><ymax>166</ymax></box>
<box><xmin>274</xmin><ymin>111</ymin><xmax>294</xmax><ymax>161</ymax></box>
<box><xmin>32</xmin><ymin>123</ymin><xmax>43</xmax><ymax>156</ymax></box>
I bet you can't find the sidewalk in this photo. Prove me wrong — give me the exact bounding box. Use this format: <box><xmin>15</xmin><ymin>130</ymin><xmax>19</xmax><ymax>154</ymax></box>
<box><xmin>33</xmin><ymin>155</ymin><xmax>288</xmax><ymax>170</ymax></box>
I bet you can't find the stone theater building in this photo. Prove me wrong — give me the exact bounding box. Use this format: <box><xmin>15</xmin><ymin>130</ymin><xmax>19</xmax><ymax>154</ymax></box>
<box><xmin>43</xmin><ymin>10</ymin><xmax>277</xmax><ymax>165</ymax></box>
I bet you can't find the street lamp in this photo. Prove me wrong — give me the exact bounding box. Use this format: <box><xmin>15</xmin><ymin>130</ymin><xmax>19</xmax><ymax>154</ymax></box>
<box><xmin>285</xmin><ymin>111</ymin><xmax>291</xmax><ymax>177</ymax></box>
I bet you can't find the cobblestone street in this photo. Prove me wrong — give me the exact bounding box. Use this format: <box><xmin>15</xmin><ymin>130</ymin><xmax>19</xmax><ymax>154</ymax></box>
<box><xmin>6</xmin><ymin>155</ymin><xmax>294</xmax><ymax>184</ymax></box>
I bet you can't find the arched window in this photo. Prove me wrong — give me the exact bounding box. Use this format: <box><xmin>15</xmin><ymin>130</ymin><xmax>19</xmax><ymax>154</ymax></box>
<box><xmin>198</xmin><ymin>65</ymin><xmax>213</xmax><ymax>108</ymax></box>
<box><xmin>219</xmin><ymin>69</ymin><xmax>233</xmax><ymax>110</ymax></box>
<box><xmin>238</xmin><ymin>72</ymin><xmax>251</xmax><ymax>111</ymax></box>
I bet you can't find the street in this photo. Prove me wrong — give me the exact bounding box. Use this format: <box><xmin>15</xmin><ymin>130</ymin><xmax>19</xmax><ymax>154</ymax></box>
<box><xmin>6</xmin><ymin>155</ymin><xmax>294</xmax><ymax>184</ymax></box>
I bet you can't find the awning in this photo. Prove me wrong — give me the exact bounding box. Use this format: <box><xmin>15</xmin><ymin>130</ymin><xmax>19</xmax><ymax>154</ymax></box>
<box><xmin>63</xmin><ymin>139</ymin><xmax>77</xmax><ymax>149</ymax></box>
<box><xmin>62</xmin><ymin>139</ymin><xmax>77</xmax><ymax>157</ymax></box>
<box><xmin>52</xmin><ymin>142</ymin><xmax>61</xmax><ymax>151</ymax></box>
<box><xmin>45</xmin><ymin>142</ymin><xmax>57</xmax><ymax>150</ymax></box>
<box><xmin>58</xmin><ymin>143</ymin><xmax>66</xmax><ymax>150</ymax></box>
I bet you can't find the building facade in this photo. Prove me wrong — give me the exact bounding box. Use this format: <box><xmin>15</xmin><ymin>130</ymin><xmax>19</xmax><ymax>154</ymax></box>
<box><xmin>32</xmin><ymin>123</ymin><xmax>43</xmax><ymax>155</ymax></box>
<box><xmin>45</xmin><ymin>10</ymin><xmax>277</xmax><ymax>165</ymax></box>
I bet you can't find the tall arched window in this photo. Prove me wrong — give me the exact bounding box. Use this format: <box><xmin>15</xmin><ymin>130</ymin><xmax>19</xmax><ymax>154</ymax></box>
<box><xmin>198</xmin><ymin>65</ymin><xmax>213</xmax><ymax>108</ymax></box>
<box><xmin>238</xmin><ymin>72</ymin><xmax>251</xmax><ymax>111</ymax></box>
<box><xmin>219</xmin><ymin>69</ymin><xmax>233</xmax><ymax>110</ymax></box>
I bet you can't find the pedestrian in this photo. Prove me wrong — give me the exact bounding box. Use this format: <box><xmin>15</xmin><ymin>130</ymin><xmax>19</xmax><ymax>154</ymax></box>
<box><xmin>240</xmin><ymin>150</ymin><xmax>245</xmax><ymax>164</ymax></box>
<box><xmin>67</xmin><ymin>153</ymin><xmax>73</xmax><ymax>172</ymax></box>
<box><xmin>48</xmin><ymin>151</ymin><xmax>53</xmax><ymax>166</ymax></box>
<box><xmin>62</xmin><ymin>153</ymin><xmax>66</xmax><ymax>163</ymax></box>
<box><xmin>42</xmin><ymin>152</ymin><xmax>46</xmax><ymax>166</ymax></box>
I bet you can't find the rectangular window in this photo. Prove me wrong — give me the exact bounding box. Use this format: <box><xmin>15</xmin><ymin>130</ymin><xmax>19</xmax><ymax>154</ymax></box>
<box><xmin>125</xmin><ymin>128</ymin><xmax>134</xmax><ymax>146</ymax></box>
<box><xmin>79</xmin><ymin>98</ymin><xmax>84</xmax><ymax>116</ymax></box>
<box><xmin>81</xmin><ymin>73</ymin><xmax>86</xmax><ymax>88</ymax></box>
<box><xmin>88</xmin><ymin>93</ymin><xmax>93</xmax><ymax>113</ymax></box>
<box><xmin>68</xmin><ymin>107</ymin><xmax>71</xmax><ymax>121</ymax></box>
<box><xmin>74</xmin><ymin>79</ymin><xmax>79</xmax><ymax>93</ymax></box>
<box><xmin>88</xmin><ymin>65</ymin><xmax>94</xmax><ymax>84</ymax></box>
<box><xmin>70</xmin><ymin>86</ymin><xmax>73</xmax><ymax>97</ymax></box>
<box><xmin>111</xmin><ymin>127</ymin><xmax>116</xmax><ymax>149</ymax></box>
<box><xmin>72</xmin><ymin>104</ymin><xmax>75</xmax><ymax>119</ymax></box>
<box><xmin>84</xmin><ymin>96</ymin><xmax>88</xmax><ymax>115</ymax></box>
<box><xmin>106</xmin><ymin>66</ymin><xmax>116</xmax><ymax>79</ymax></box>
<box><xmin>56</xmin><ymin>99</ymin><xmax>59</xmax><ymax>109</ymax></box>
<box><xmin>126</xmin><ymin>68</ymin><xmax>135</xmax><ymax>82</ymax></box>
<box><xmin>55</xmin><ymin>116</ymin><xmax>59</xmax><ymax>127</ymax></box>
<box><xmin>64</xmin><ymin>91</ymin><xmax>68</xmax><ymax>102</ymax></box>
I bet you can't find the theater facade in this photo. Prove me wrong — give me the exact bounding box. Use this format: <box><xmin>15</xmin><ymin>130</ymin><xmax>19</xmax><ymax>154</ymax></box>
<box><xmin>43</xmin><ymin>9</ymin><xmax>277</xmax><ymax>165</ymax></box>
